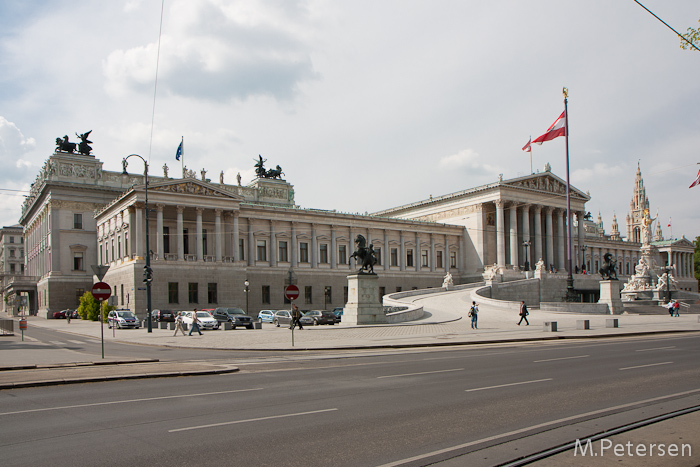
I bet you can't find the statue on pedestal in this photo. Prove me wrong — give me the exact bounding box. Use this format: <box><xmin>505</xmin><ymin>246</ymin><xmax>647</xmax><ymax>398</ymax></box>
<box><xmin>599</xmin><ymin>252</ymin><xmax>618</xmax><ymax>280</ymax></box>
<box><xmin>350</xmin><ymin>234</ymin><xmax>377</xmax><ymax>274</ymax></box>
<box><xmin>442</xmin><ymin>272</ymin><xmax>453</xmax><ymax>289</ymax></box>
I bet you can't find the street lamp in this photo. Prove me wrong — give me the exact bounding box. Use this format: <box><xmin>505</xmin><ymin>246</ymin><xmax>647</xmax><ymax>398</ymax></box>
<box><xmin>122</xmin><ymin>154</ymin><xmax>152</xmax><ymax>333</ymax></box>
<box><xmin>662</xmin><ymin>265</ymin><xmax>672</xmax><ymax>303</ymax></box>
<box><xmin>579</xmin><ymin>244</ymin><xmax>588</xmax><ymax>274</ymax></box>
<box><xmin>522</xmin><ymin>240</ymin><xmax>531</xmax><ymax>271</ymax></box>
<box><xmin>244</xmin><ymin>279</ymin><xmax>250</xmax><ymax>316</ymax></box>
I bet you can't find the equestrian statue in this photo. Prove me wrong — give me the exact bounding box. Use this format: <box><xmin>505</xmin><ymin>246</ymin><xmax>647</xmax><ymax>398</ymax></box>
<box><xmin>599</xmin><ymin>252</ymin><xmax>618</xmax><ymax>280</ymax></box>
<box><xmin>350</xmin><ymin>234</ymin><xmax>377</xmax><ymax>274</ymax></box>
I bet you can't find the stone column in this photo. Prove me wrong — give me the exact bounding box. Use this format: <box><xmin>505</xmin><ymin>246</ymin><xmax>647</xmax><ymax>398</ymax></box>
<box><xmin>400</xmin><ymin>232</ymin><xmax>406</xmax><ymax>271</ymax></box>
<box><xmin>444</xmin><ymin>233</ymin><xmax>450</xmax><ymax>272</ymax></box>
<box><xmin>196</xmin><ymin>207</ymin><xmax>204</xmax><ymax>261</ymax></box>
<box><xmin>384</xmin><ymin>230</ymin><xmax>389</xmax><ymax>270</ymax></box>
<box><xmin>176</xmin><ymin>206</ymin><xmax>184</xmax><ymax>260</ymax></box>
<box><xmin>232</xmin><ymin>212</ymin><xmax>240</xmax><ymax>262</ymax></box>
<box><xmin>330</xmin><ymin>227</ymin><xmax>337</xmax><ymax>269</ymax></box>
<box><xmin>311</xmin><ymin>224</ymin><xmax>318</xmax><ymax>268</ymax></box>
<box><xmin>533</xmin><ymin>205</ymin><xmax>542</xmax><ymax>265</ymax></box>
<box><xmin>509</xmin><ymin>203</ymin><xmax>518</xmax><ymax>268</ymax></box>
<box><xmin>215</xmin><ymin>209</ymin><xmax>222</xmax><ymax>262</ymax></box>
<box><xmin>577</xmin><ymin>211</ymin><xmax>586</xmax><ymax>270</ymax></box>
<box><xmin>545</xmin><ymin>206</ymin><xmax>554</xmax><ymax>270</ymax></box>
<box><xmin>134</xmin><ymin>204</ymin><xmax>144</xmax><ymax>259</ymax></box>
<box><xmin>156</xmin><ymin>204</ymin><xmax>164</xmax><ymax>260</ymax></box>
<box><xmin>269</xmin><ymin>220</ymin><xmax>276</xmax><ymax>267</ymax></box>
<box><xmin>430</xmin><ymin>234</ymin><xmax>436</xmax><ymax>272</ymax></box>
<box><xmin>521</xmin><ymin>205</ymin><xmax>530</xmax><ymax>268</ymax></box>
<box><xmin>557</xmin><ymin>209</ymin><xmax>566</xmax><ymax>272</ymax></box>
<box><xmin>291</xmin><ymin>222</ymin><xmax>298</xmax><ymax>268</ymax></box>
<box><xmin>496</xmin><ymin>200</ymin><xmax>506</xmax><ymax>267</ymax></box>
<box><xmin>248</xmin><ymin>220</ymin><xmax>255</xmax><ymax>266</ymax></box>
<box><xmin>475</xmin><ymin>203</ymin><xmax>485</xmax><ymax>268</ymax></box>
<box><xmin>415</xmin><ymin>232</ymin><xmax>421</xmax><ymax>272</ymax></box>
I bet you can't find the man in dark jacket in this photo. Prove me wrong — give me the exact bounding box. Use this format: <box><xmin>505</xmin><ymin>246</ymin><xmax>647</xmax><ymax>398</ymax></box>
<box><xmin>517</xmin><ymin>301</ymin><xmax>529</xmax><ymax>326</ymax></box>
<box><xmin>290</xmin><ymin>304</ymin><xmax>304</xmax><ymax>330</ymax></box>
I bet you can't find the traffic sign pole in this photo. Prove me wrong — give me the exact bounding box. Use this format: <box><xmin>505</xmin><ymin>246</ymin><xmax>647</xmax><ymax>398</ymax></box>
<box><xmin>92</xmin><ymin>282</ymin><xmax>111</xmax><ymax>359</ymax></box>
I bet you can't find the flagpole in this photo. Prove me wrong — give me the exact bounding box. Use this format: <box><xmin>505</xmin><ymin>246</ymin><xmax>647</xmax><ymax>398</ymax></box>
<box><xmin>180</xmin><ymin>136</ymin><xmax>184</xmax><ymax>177</ymax></box>
<box><xmin>529</xmin><ymin>135</ymin><xmax>533</xmax><ymax>174</ymax></box>
<box><xmin>563</xmin><ymin>87</ymin><xmax>576</xmax><ymax>301</ymax></box>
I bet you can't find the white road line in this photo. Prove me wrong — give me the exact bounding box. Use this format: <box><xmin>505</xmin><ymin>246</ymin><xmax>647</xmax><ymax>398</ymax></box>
<box><xmin>377</xmin><ymin>368</ymin><xmax>464</xmax><ymax>379</ymax></box>
<box><xmin>635</xmin><ymin>346</ymin><xmax>676</xmax><ymax>352</ymax></box>
<box><xmin>169</xmin><ymin>408</ymin><xmax>338</xmax><ymax>433</ymax></box>
<box><xmin>66</xmin><ymin>340</ymin><xmax>85</xmax><ymax>345</ymax></box>
<box><xmin>48</xmin><ymin>341</ymin><xmax>65</xmax><ymax>346</ymax></box>
<box><xmin>465</xmin><ymin>378</ymin><xmax>553</xmax><ymax>392</ymax></box>
<box><xmin>534</xmin><ymin>355</ymin><xmax>589</xmax><ymax>363</ymax></box>
<box><xmin>619</xmin><ymin>362</ymin><xmax>673</xmax><ymax>371</ymax></box>
<box><xmin>0</xmin><ymin>388</ymin><xmax>264</xmax><ymax>417</ymax></box>
<box><xmin>377</xmin><ymin>387</ymin><xmax>700</xmax><ymax>467</ymax></box>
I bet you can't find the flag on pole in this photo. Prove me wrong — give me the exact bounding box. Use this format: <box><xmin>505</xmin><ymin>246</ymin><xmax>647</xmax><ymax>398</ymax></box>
<box><xmin>667</xmin><ymin>217</ymin><xmax>672</xmax><ymax>228</ymax></box>
<box><xmin>522</xmin><ymin>137</ymin><xmax>532</xmax><ymax>152</ymax></box>
<box><xmin>175</xmin><ymin>139</ymin><xmax>183</xmax><ymax>161</ymax></box>
<box><xmin>690</xmin><ymin>168</ymin><xmax>700</xmax><ymax>188</ymax></box>
<box><xmin>532</xmin><ymin>111</ymin><xmax>566</xmax><ymax>145</ymax></box>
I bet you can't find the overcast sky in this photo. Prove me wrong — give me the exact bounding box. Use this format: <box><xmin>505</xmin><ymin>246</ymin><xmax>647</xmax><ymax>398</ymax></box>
<box><xmin>1</xmin><ymin>0</ymin><xmax>698</xmax><ymax>241</ymax></box>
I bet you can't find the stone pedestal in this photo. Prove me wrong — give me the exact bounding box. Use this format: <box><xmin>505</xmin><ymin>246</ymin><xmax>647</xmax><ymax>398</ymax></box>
<box><xmin>598</xmin><ymin>280</ymin><xmax>624</xmax><ymax>315</ymax></box>
<box><xmin>343</xmin><ymin>273</ymin><xmax>386</xmax><ymax>325</ymax></box>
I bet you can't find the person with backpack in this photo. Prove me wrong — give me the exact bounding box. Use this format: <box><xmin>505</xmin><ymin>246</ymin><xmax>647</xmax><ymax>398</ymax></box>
<box><xmin>290</xmin><ymin>304</ymin><xmax>303</xmax><ymax>330</ymax></box>
<box><xmin>517</xmin><ymin>300</ymin><xmax>529</xmax><ymax>325</ymax></box>
<box><xmin>468</xmin><ymin>301</ymin><xmax>479</xmax><ymax>329</ymax></box>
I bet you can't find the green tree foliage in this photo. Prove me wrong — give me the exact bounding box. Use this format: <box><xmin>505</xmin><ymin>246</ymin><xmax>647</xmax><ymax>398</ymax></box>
<box><xmin>102</xmin><ymin>301</ymin><xmax>114</xmax><ymax>323</ymax></box>
<box><xmin>77</xmin><ymin>292</ymin><xmax>100</xmax><ymax>321</ymax></box>
<box><xmin>681</xmin><ymin>18</ymin><xmax>700</xmax><ymax>50</ymax></box>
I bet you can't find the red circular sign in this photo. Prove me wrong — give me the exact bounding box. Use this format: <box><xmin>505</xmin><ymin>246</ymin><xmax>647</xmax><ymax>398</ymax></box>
<box><xmin>284</xmin><ymin>284</ymin><xmax>299</xmax><ymax>301</ymax></box>
<box><xmin>92</xmin><ymin>281</ymin><xmax>112</xmax><ymax>301</ymax></box>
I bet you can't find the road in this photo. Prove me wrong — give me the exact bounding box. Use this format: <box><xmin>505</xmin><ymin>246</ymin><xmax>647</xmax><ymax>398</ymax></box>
<box><xmin>1</xmin><ymin>333</ymin><xmax>698</xmax><ymax>466</ymax></box>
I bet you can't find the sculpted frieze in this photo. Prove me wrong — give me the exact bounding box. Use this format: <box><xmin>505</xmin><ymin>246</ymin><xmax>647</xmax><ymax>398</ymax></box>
<box><xmin>151</xmin><ymin>183</ymin><xmax>225</xmax><ymax>197</ymax></box>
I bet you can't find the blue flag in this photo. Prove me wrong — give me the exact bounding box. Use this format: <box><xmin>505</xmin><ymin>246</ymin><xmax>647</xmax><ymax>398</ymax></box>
<box><xmin>176</xmin><ymin>140</ymin><xmax>183</xmax><ymax>161</ymax></box>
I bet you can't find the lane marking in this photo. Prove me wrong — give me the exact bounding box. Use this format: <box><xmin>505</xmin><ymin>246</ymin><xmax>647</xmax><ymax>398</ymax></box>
<box><xmin>377</xmin><ymin>387</ymin><xmax>700</xmax><ymax>467</ymax></box>
<box><xmin>169</xmin><ymin>408</ymin><xmax>338</xmax><ymax>433</ymax></box>
<box><xmin>49</xmin><ymin>341</ymin><xmax>65</xmax><ymax>346</ymax></box>
<box><xmin>635</xmin><ymin>346</ymin><xmax>676</xmax><ymax>352</ymax></box>
<box><xmin>377</xmin><ymin>368</ymin><xmax>464</xmax><ymax>379</ymax></box>
<box><xmin>0</xmin><ymin>388</ymin><xmax>264</xmax><ymax>417</ymax></box>
<box><xmin>534</xmin><ymin>355</ymin><xmax>589</xmax><ymax>363</ymax></box>
<box><xmin>620</xmin><ymin>362</ymin><xmax>674</xmax><ymax>371</ymax></box>
<box><xmin>466</xmin><ymin>378</ymin><xmax>553</xmax><ymax>392</ymax></box>
<box><xmin>66</xmin><ymin>340</ymin><xmax>86</xmax><ymax>345</ymax></box>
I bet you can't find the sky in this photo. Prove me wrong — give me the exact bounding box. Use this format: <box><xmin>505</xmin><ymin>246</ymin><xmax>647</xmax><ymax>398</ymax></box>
<box><xmin>0</xmin><ymin>0</ymin><xmax>698</xmax><ymax>242</ymax></box>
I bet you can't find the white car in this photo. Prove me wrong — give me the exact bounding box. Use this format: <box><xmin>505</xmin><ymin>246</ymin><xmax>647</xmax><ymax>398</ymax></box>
<box><xmin>181</xmin><ymin>310</ymin><xmax>219</xmax><ymax>330</ymax></box>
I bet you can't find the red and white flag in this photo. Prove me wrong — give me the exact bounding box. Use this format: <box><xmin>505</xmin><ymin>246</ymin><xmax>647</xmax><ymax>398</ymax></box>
<box><xmin>667</xmin><ymin>217</ymin><xmax>672</xmax><ymax>227</ymax></box>
<box><xmin>690</xmin><ymin>168</ymin><xmax>700</xmax><ymax>189</ymax></box>
<box><xmin>522</xmin><ymin>138</ymin><xmax>532</xmax><ymax>153</ymax></box>
<box><xmin>532</xmin><ymin>111</ymin><xmax>566</xmax><ymax>145</ymax></box>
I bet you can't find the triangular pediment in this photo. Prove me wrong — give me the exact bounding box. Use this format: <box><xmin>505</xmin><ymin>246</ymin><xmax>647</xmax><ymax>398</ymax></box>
<box><xmin>503</xmin><ymin>172</ymin><xmax>590</xmax><ymax>200</ymax></box>
<box><xmin>138</xmin><ymin>178</ymin><xmax>245</xmax><ymax>200</ymax></box>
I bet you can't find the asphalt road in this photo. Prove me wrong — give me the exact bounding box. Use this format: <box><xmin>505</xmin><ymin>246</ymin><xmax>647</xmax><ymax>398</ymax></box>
<box><xmin>1</xmin><ymin>334</ymin><xmax>698</xmax><ymax>466</ymax></box>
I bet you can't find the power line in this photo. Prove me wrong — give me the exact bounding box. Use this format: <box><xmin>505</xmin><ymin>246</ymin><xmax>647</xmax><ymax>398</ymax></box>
<box><xmin>632</xmin><ymin>0</ymin><xmax>700</xmax><ymax>52</ymax></box>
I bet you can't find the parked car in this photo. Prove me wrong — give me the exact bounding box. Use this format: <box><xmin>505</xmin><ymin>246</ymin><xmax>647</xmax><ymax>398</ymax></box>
<box><xmin>212</xmin><ymin>307</ymin><xmax>255</xmax><ymax>329</ymax></box>
<box><xmin>151</xmin><ymin>309</ymin><xmax>175</xmax><ymax>322</ymax></box>
<box><xmin>273</xmin><ymin>310</ymin><xmax>293</xmax><ymax>327</ymax></box>
<box><xmin>300</xmin><ymin>310</ymin><xmax>336</xmax><ymax>326</ymax></box>
<box><xmin>107</xmin><ymin>310</ymin><xmax>141</xmax><ymax>329</ymax></box>
<box><xmin>181</xmin><ymin>310</ymin><xmax>219</xmax><ymax>330</ymax></box>
<box><xmin>52</xmin><ymin>309</ymin><xmax>71</xmax><ymax>319</ymax></box>
<box><xmin>257</xmin><ymin>310</ymin><xmax>276</xmax><ymax>323</ymax></box>
<box><xmin>68</xmin><ymin>309</ymin><xmax>81</xmax><ymax>319</ymax></box>
<box><xmin>332</xmin><ymin>307</ymin><xmax>344</xmax><ymax>323</ymax></box>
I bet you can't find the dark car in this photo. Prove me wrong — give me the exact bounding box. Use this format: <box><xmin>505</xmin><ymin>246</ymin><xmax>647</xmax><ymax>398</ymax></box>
<box><xmin>213</xmin><ymin>307</ymin><xmax>255</xmax><ymax>329</ymax></box>
<box><xmin>331</xmin><ymin>307</ymin><xmax>344</xmax><ymax>323</ymax></box>
<box><xmin>273</xmin><ymin>310</ymin><xmax>293</xmax><ymax>327</ymax></box>
<box><xmin>300</xmin><ymin>310</ymin><xmax>336</xmax><ymax>326</ymax></box>
<box><xmin>151</xmin><ymin>309</ymin><xmax>175</xmax><ymax>322</ymax></box>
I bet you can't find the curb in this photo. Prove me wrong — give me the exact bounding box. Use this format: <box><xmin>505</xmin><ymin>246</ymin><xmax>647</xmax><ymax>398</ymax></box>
<box><xmin>0</xmin><ymin>358</ymin><xmax>159</xmax><ymax>372</ymax></box>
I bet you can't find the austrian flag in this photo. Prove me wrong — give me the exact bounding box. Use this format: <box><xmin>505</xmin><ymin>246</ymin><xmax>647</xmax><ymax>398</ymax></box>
<box><xmin>533</xmin><ymin>111</ymin><xmax>566</xmax><ymax>144</ymax></box>
<box><xmin>690</xmin><ymin>168</ymin><xmax>700</xmax><ymax>189</ymax></box>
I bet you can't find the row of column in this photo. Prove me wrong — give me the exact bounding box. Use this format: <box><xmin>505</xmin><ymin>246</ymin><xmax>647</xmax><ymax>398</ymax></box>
<box><xmin>671</xmin><ymin>251</ymin><xmax>694</xmax><ymax>278</ymax></box>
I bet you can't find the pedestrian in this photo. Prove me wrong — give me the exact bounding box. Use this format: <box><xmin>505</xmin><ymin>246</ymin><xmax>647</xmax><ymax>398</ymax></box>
<box><xmin>468</xmin><ymin>301</ymin><xmax>478</xmax><ymax>329</ymax></box>
<box><xmin>517</xmin><ymin>300</ymin><xmax>529</xmax><ymax>326</ymax></box>
<box><xmin>290</xmin><ymin>303</ymin><xmax>303</xmax><ymax>330</ymax></box>
<box><xmin>66</xmin><ymin>310</ymin><xmax>71</xmax><ymax>324</ymax></box>
<box><xmin>667</xmin><ymin>300</ymin><xmax>674</xmax><ymax>316</ymax></box>
<box><xmin>188</xmin><ymin>309</ymin><xmax>203</xmax><ymax>336</ymax></box>
<box><xmin>673</xmin><ymin>300</ymin><xmax>680</xmax><ymax>317</ymax></box>
<box><xmin>173</xmin><ymin>311</ymin><xmax>186</xmax><ymax>336</ymax></box>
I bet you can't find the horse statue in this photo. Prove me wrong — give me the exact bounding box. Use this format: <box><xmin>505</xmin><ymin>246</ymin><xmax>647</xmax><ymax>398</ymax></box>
<box><xmin>55</xmin><ymin>135</ymin><xmax>76</xmax><ymax>153</ymax></box>
<box><xmin>350</xmin><ymin>234</ymin><xmax>377</xmax><ymax>274</ymax></box>
<box><xmin>265</xmin><ymin>165</ymin><xmax>284</xmax><ymax>179</ymax></box>
<box><xmin>599</xmin><ymin>252</ymin><xmax>618</xmax><ymax>280</ymax></box>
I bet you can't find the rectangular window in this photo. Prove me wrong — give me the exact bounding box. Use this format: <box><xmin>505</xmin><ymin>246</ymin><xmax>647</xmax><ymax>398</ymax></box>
<box><xmin>124</xmin><ymin>233</ymin><xmax>128</xmax><ymax>257</ymax></box>
<box><xmin>188</xmin><ymin>282</ymin><xmax>198</xmax><ymax>304</ymax></box>
<box><xmin>73</xmin><ymin>252</ymin><xmax>83</xmax><ymax>271</ymax></box>
<box><xmin>390</xmin><ymin>248</ymin><xmax>398</xmax><ymax>267</ymax></box>
<box><xmin>375</xmin><ymin>247</ymin><xmax>382</xmax><ymax>265</ymax></box>
<box><xmin>117</xmin><ymin>236</ymin><xmax>121</xmax><ymax>259</ymax></box>
<box><xmin>74</xmin><ymin>213</ymin><xmax>83</xmax><ymax>230</ymax></box>
<box><xmin>257</xmin><ymin>240</ymin><xmax>267</xmax><ymax>261</ymax></box>
<box><xmin>421</xmin><ymin>250</ymin><xmax>429</xmax><ymax>267</ymax></box>
<box><xmin>319</xmin><ymin>244</ymin><xmax>328</xmax><ymax>263</ymax></box>
<box><xmin>111</xmin><ymin>240</ymin><xmax>114</xmax><ymax>261</ymax></box>
<box><xmin>9</xmin><ymin>249</ymin><xmax>14</xmax><ymax>258</ymax></box>
<box><xmin>396</xmin><ymin>286</ymin><xmax>402</xmax><ymax>292</ymax></box>
<box><xmin>183</xmin><ymin>228</ymin><xmax>189</xmax><ymax>255</ymax></box>
<box><xmin>407</xmin><ymin>249</ymin><xmax>414</xmax><ymax>267</ymax></box>
<box><xmin>163</xmin><ymin>226</ymin><xmax>170</xmax><ymax>254</ymax></box>
<box><xmin>279</xmin><ymin>241</ymin><xmax>288</xmax><ymax>262</ymax></box>
<box><xmin>9</xmin><ymin>236</ymin><xmax>13</xmax><ymax>243</ymax></box>
<box><xmin>20</xmin><ymin>264</ymin><xmax>24</xmax><ymax>274</ymax></box>
<box><xmin>300</xmin><ymin>242</ymin><xmax>309</xmax><ymax>263</ymax></box>
<box><xmin>168</xmin><ymin>282</ymin><xmax>179</xmax><ymax>304</ymax></box>
<box><xmin>239</xmin><ymin>239</ymin><xmax>245</xmax><ymax>261</ymax></box>
<box><xmin>450</xmin><ymin>251</ymin><xmax>457</xmax><ymax>268</ymax></box>
<box><xmin>437</xmin><ymin>251</ymin><xmax>443</xmax><ymax>269</ymax></box>
<box><xmin>379</xmin><ymin>287</ymin><xmax>385</xmax><ymax>303</ymax></box>
<box><xmin>262</xmin><ymin>285</ymin><xmax>270</xmax><ymax>304</ymax></box>
<box><xmin>120</xmin><ymin>284</ymin><xmax>124</xmax><ymax>307</ymax></box>
<box><xmin>10</xmin><ymin>263</ymin><xmax>15</xmax><ymax>273</ymax></box>
<box><xmin>305</xmin><ymin>285</ymin><xmax>312</xmax><ymax>304</ymax></box>
<box><xmin>202</xmin><ymin>229</ymin><xmax>208</xmax><ymax>256</ymax></box>
<box><xmin>208</xmin><ymin>283</ymin><xmax>217</xmax><ymax>304</ymax></box>
<box><xmin>338</xmin><ymin>245</ymin><xmax>347</xmax><ymax>265</ymax></box>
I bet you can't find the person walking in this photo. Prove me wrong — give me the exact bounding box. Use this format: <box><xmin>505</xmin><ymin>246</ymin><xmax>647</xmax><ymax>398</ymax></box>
<box><xmin>173</xmin><ymin>311</ymin><xmax>186</xmax><ymax>336</ymax></box>
<box><xmin>66</xmin><ymin>310</ymin><xmax>71</xmax><ymax>324</ymax></box>
<box><xmin>667</xmin><ymin>300</ymin><xmax>675</xmax><ymax>316</ymax></box>
<box><xmin>517</xmin><ymin>300</ymin><xmax>529</xmax><ymax>325</ymax></box>
<box><xmin>290</xmin><ymin>304</ymin><xmax>303</xmax><ymax>330</ymax></box>
<box><xmin>673</xmin><ymin>300</ymin><xmax>680</xmax><ymax>317</ymax></box>
<box><xmin>188</xmin><ymin>309</ymin><xmax>203</xmax><ymax>336</ymax></box>
<box><xmin>468</xmin><ymin>301</ymin><xmax>479</xmax><ymax>329</ymax></box>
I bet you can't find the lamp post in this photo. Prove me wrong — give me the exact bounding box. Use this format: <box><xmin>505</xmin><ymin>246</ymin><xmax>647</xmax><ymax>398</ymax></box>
<box><xmin>522</xmin><ymin>240</ymin><xmax>531</xmax><ymax>271</ymax></box>
<box><xmin>579</xmin><ymin>244</ymin><xmax>588</xmax><ymax>274</ymax></box>
<box><xmin>663</xmin><ymin>265</ymin><xmax>672</xmax><ymax>302</ymax></box>
<box><xmin>244</xmin><ymin>279</ymin><xmax>250</xmax><ymax>316</ymax></box>
<box><xmin>122</xmin><ymin>154</ymin><xmax>152</xmax><ymax>333</ymax></box>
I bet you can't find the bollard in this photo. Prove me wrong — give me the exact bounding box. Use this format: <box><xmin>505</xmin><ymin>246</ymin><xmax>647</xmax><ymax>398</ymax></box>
<box><xmin>254</xmin><ymin>322</ymin><xmax>262</xmax><ymax>329</ymax></box>
<box><xmin>605</xmin><ymin>318</ymin><xmax>619</xmax><ymax>328</ymax></box>
<box><xmin>543</xmin><ymin>321</ymin><xmax>557</xmax><ymax>332</ymax></box>
<box><xmin>576</xmin><ymin>320</ymin><xmax>590</xmax><ymax>330</ymax></box>
<box><xmin>223</xmin><ymin>322</ymin><xmax>232</xmax><ymax>330</ymax></box>
<box><xmin>169</xmin><ymin>322</ymin><xmax>176</xmax><ymax>330</ymax></box>
<box><xmin>159</xmin><ymin>322</ymin><xmax>167</xmax><ymax>330</ymax></box>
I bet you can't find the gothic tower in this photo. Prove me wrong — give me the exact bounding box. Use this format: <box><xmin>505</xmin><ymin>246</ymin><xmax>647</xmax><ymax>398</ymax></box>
<box><xmin>627</xmin><ymin>162</ymin><xmax>649</xmax><ymax>243</ymax></box>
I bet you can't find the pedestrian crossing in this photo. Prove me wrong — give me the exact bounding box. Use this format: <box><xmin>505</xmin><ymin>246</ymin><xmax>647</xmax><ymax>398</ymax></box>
<box><xmin>44</xmin><ymin>339</ymin><xmax>100</xmax><ymax>347</ymax></box>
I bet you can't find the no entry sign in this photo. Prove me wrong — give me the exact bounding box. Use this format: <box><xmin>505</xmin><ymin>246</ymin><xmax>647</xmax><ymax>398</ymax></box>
<box><xmin>284</xmin><ymin>284</ymin><xmax>299</xmax><ymax>301</ymax></box>
<box><xmin>92</xmin><ymin>282</ymin><xmax>112</xmax><ymax>301</ymax></box>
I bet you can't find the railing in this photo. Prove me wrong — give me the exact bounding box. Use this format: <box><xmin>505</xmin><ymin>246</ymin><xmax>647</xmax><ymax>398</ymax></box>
<box><xmin>0</xmin><ymin>318</ymin><xmax>13</xmax><ymax>335</ymax></box>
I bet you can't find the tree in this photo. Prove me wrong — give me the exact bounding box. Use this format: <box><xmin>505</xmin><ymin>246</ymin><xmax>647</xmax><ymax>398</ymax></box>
<box><xmin>77</xmin><ymin>292</ymin><xmax>100</xmax><ymax>321</ymax></box>
<box><xmin>681</xmin><ymin>17</ymin><xmax>700</xmax><ymax>51</ymax></box>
